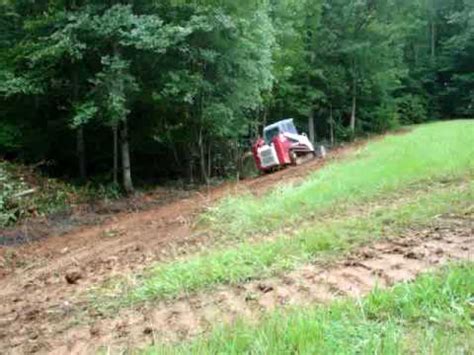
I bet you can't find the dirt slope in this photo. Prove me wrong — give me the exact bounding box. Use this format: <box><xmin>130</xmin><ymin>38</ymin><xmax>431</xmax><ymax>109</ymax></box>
<box><xmin>1</xmin><ymin>145</ymin><xmax>355</xmax><ymax>354</ymax></box>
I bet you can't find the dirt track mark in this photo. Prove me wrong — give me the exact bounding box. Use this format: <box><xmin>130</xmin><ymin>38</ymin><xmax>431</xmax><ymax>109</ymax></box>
<box><xmin>3</xmin><ymin>217</ymin><xmax>469</xmax><ymax>354</ymax></box>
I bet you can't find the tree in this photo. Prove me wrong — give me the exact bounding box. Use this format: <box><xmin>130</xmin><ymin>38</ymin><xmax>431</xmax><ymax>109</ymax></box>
<box><xmin>0</xmin><ymin>0</ymin><xmax>471</xmax><ymax>187</ymax></box>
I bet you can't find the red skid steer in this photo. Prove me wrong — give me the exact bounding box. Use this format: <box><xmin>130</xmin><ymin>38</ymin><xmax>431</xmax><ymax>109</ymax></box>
<box><xmin>252</xmin><ymin>119</ymin><xmax>318</xmax><ymax>173</ymax></box>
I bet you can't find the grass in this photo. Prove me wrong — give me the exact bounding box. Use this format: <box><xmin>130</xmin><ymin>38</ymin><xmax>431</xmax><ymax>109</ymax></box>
<box><xmin>90</xmin><ymin>121</ymin><xmax>474</xmax><ymax>353</ymax></box>
<box><xmin>145</xmin><ymin>263</ymin><xmax>474</xmax><ymax>354</ymax></box>
<box><xmin>204</xmin><ymin>120</ymin><xmax>474</xmax><ymax>237</ymax></box>
<box><xmin>94</xmin><ymin>180</ymin><xmax>473</xmax><ymax>307</ymax></box>
<box><xmin>92</xmin><ymin>120</ymin><xmax>473</xmax><ymax>308</ymax></box>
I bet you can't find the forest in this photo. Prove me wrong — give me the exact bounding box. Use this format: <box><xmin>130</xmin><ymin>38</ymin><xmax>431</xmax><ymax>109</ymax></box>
<box><xmin>0</xmin><ymin>0</ymin><xmax>473</xmax><ymax>192</ymax></box>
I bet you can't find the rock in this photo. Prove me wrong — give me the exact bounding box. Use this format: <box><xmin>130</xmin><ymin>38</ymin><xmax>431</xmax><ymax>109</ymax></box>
<box><xmin>257</xmin><ymin>283</ymin><xmax>274</xmax><ymax>294</ymax></box>
<box><xmin>24</xmin><ymin>308</ymin><xmax>40</xmax><ymax>321</ymax></box>
<box><xmin>90</xmin><ymin>325</ymin><xmax>100</xmax><ymax>337</ymax></box>
<box><xmin>404</xmin><ymin>251</ymin><xmax>424</xmax><ymax>259</ymax></box>
<box><xmin>245</xmin><ymin>292</ymin><xmax>258</xmax><ymax>302</ymax></box>
<box><xmin>65</xmin><ymin>270</ymin><xmax>83</xmax><ymax>284</ymax></box>
<box><xmin>143</xmin><ymin>326</ymin><xmax>154</xmax><ymax>335</ymax></box>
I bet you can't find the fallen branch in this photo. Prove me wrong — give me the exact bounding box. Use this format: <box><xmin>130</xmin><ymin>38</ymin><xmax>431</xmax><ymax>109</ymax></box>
<box><xmin>12</xmin><ymin>189</ymin><xmax>36</xmax><ymax>199</ymax></box>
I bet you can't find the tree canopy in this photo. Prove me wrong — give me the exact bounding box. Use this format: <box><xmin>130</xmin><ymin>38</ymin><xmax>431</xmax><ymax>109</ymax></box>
<box><xmin>1</xmin><ymin>0</ymin><xmax>472</xmax><ymax>191</ymax></box>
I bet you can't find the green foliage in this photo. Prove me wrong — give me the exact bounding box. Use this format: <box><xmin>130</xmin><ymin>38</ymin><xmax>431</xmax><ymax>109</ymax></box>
<box><xmin>0</xmin><ymin>164</ymin><xmax>24</xmax><ymax>226</ymax></box>
<box><xmin>396</xmin><ymin>95</ymin><xmax>428</xmax><ymax>124</ymax></box>
<box><xmin>146</xmin><ymin>263</ymin><xmax>474</xmax><ymax>354</ymax></box>
<box><xmin>71</xmin><ymin>101</ymin><xmax>98</xmax><ymax>127</ymax></box>
<box><xmin>91</xmin><ymin>55</ymin><xmax>138</xmax><ymax>125</ymax></box>
<box><xmin>0</xmin><ymin>122</ymin><xmax>22</xmax><ymax>151</ymax></box>
<box><xmin>0</xmin><ymin>161</ymin><xmax>72</xmax><ymax>227</ymax></box>
<box><xmin>0</xmin><ymin>0</ymin><xmax>473</xmax><ymax>187</ymax></box>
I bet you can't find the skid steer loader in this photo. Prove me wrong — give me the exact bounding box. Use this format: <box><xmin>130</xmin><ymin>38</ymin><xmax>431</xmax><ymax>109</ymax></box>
<box><xmin>252</xmin><ymin>119</ymin><xmax>317</xmax><ymax>172</ymax></box>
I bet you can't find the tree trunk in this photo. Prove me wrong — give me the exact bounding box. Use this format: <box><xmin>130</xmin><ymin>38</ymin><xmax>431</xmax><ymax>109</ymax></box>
<box><xmin>262</xmin><ymin>106</ymin><xmax>268</xmax><ymax>130</ymax></box>
<box><xmin>329</xmin><ymin>103</ymin><xmax>335</xmax><ymax>146</ymax></box>
<box><xmin>207</xmin><ymin>142</ymin><xmax>212</xmax><ymax>181</ymax></box>
<box><xmin>72</xmin><ymin>70</ymin><xmax>86</xmax><ymax>180</ymax></box>
<box><xmin>112</xmin><ymin>125</ymin><xmax>118</xmax><ymax>185</ymax></box>
<box><xmin>198</xmin><ymin>127</ymin><xmax>208</xmax><ymax>184</ymax></box>
<box><xmin>350</xmin><ymin>59</ymin><xmax>357</xmax><ymax>133</ymax></box>
<box><xmin>430</xmin><ymin>20</ymin><xmax>436</xmax><ymax>59</ymax></box>
<box><xmin>188</xmin><ymin>156</ymin><xmax>194</xmax><ymax>184</ymax></box>
<box><xmin>350</xmin><ymin>94</ymin><xmax>357</xmax><ymax>133</ymax></box>
<box><xmin>120</xmin><ymin>119</ymin><xmax>134</xmax><ymax>194</ymax></box>
<box><xmin>76</xmin><ymin>127</ymin><xmax>86</xmax><ymax>180</ymax></box>
<box><xmin>166</xmin><ymin>129</ymin><xmax>181</xmax><ymax>170</ymax></box>
<box><xmin>308</xmin><ymin>109</ymin><xmax>315</xmax><ymax>145</ymax></box>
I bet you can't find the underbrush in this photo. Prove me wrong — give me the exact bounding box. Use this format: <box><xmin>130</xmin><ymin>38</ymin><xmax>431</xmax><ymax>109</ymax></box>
<box><xmin>203</xmin><ymin>120</ymin><xmax>474</xmax><ymax>237</ymax></box>
<box><xmin>0</xmin><ymin>161</ymin><xmax>72</xmax><ymax>227</ymax></box>
<box><xmin>146</xmin><ymin>263</ymin><xmax>474</xmax><ymax>354</ymax></box>
<box><xmin>0</xmin><ymin>161</ymin><xmax>122</xmax><ymax>227</ymax></box>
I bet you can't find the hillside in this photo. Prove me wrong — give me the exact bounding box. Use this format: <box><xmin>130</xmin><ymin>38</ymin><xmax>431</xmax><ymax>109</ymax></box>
<box><xmin>0</xmin><ymin>120</ymin><xmax>472</xmax><ymax>354</ymax></box>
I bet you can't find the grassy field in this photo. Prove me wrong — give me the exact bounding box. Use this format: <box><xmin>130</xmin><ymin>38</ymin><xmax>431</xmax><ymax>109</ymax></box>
<box><xmin>94</xmin><ymin>120</ymin><xmax>474</xmax><ymax>308</ymax></box>
<box><xmin>96</xmin><ymin>181</ymin><xmax>472</xmax><ymax>308</ymax></box>
<box><xmin>203</xmin><ymin>120</ymin><xmax>474</xmax><ymax>237</ymax></box>
<box><xmin>146</xmin><ymin>263</ymin><xmax>474</xmax><ymax>354</ymax></box>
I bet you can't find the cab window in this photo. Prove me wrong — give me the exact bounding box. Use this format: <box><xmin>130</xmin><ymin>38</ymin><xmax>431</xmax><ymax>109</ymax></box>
<box><xmin>264</xmin><ymin>127</ymin><xmax>280</xmax><ymax>143</ymax></box>
<box><xmin>284</xmin><ymin>122</ymin><xmax>297</xmax><ymax>134</ymax></box>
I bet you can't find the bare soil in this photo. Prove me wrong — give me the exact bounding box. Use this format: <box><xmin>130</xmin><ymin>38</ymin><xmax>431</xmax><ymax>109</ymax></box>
<box><xmin>0</xmin><ymin>144</ymin><xmax>355</xmax><ymax>354</ymax></box>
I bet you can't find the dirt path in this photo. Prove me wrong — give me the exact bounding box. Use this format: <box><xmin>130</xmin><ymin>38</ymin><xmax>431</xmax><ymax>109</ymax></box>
<box><xmin>2</xmin><ymin>143</ymin><xmax>365</xmax><ymax>354</ymax></box>
<box><xmin>2</xmin><ymin>216</ymin><xmax>471</xmax><ymax>354</ymax></box>
<box><xmin>0</xmin><ymin>146</ymin><xmax>338</xmax><ymax>275</ymax></box>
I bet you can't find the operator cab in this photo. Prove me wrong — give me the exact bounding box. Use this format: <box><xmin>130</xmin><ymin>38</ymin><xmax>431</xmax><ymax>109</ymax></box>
<box><xmin>263</xmin><ymin>118</ymin><xmax>298</xmax><ymax>144</ymax></box>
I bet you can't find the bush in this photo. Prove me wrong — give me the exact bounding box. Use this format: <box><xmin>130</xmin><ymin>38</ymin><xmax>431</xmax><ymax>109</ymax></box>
<box><xmin>370</xmin><ymin>102</ymin><xmax>400</xmax><ymax>132</ymax></box>
<box><xmin>0</xmin><ymin>161</ymin><xmax>72</xmax><ymax>227</ymax></box>
<box><xmin>396</xmin><ymin>95</ymin><xmax>428</xmax><ymax>124</ymax></box>
<box><xmin>0</xmin><ymin>163</ymin><xmax>29</xmax><ymax>226</ymax></box>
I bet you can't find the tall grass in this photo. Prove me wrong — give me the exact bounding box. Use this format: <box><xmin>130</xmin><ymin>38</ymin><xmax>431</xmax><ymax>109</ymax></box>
<box><xmin>145</xmin><ymin>263</ymin><xmax>474</xmax><ymax>354</ymax></box>
<box><xmin>204</xmin><ymin>120</ymin><xmax>474</xmax><ymax>236</ymax></box>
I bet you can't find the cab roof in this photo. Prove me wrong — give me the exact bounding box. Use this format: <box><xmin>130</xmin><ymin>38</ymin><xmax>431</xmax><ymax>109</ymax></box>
<box><xmin>264</xmin><ymin>118</ymin><xmax>294</xmax><ymax>132</ymax></box>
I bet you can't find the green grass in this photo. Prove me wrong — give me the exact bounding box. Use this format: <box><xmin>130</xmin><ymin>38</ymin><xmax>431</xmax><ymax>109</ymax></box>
<box><xmin>204</xmin><ymin>120</ymin><xmax>474</xmax><ymax>237</ymax></box>
<box><xmin>94</xmin><ymin>181</ymin><xmax>473</xmax><ymax>307</ymax></box>
<box><xmin>92</xmin><ymin>121</ymin><xmax>474</xmax><ymax>308</ymax></box>
<box><xmin>145</xmin><ymin>263</ymin><xmax>474</xmax><ymax>354</ymax></box>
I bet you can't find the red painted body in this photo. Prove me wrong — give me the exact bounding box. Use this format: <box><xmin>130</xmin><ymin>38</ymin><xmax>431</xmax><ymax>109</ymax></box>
<box><xmin>272</xmin><ymin>134</ymin><xmax>291</xmax><ymax>165</ymax></box>
<box><xmin>252</xmin><ymin>137</ymin><xmax>265</xmax><ymax>171</ymax></box>
<box><xmin>252</xmin><ymin>134</ymin><xmax>292</xmax><ymax>172</ymax></box>
<box><xmin>252</xmin><ymin>119</ymin><xmax>315</xmax><ymax>172</ymax></box>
